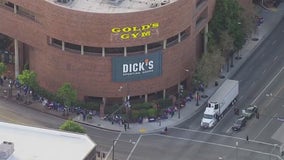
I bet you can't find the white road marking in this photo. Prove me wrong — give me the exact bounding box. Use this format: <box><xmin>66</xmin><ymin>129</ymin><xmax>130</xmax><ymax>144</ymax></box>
<box><xmin>254</xmin><ymin>113</ymin><xmax>277</xmax><ymax>140</ymax></box>
<box><xmin>105</xmin><ymin>132</ymin><xmax>122</xmax><ymax>160</ymax></box>
<box><xmin>126</xmin><ymin>135</ymin><xmax>142</xmax><ymax>160</ymax></box>
<box><xmin>170</xmin><ymin>127</ymin><xmax>278</xmax><ymax>147</ymax></box>
<box><xmin>272</xmin><ymin>40</ymin><xmax>277</xmax><ymax>45</ymax></box>
<box><xmin>226</xmin><ymin>127</ymin><xmax>232</xmax><ymax>133</ymax></box>
<box><xmin>273</xmin><ymin>56</ymin><xmax>278</xmax><ymax>61</ymax></box>
<box><xmin>151</xmin><ymin>134</ymin><xmax>282</xmax><ymax>159</ymax></box>
<box><xmin>252</xmin><ymin>67</ymin><xmax>284</xmax><ymax>104</ymax></box>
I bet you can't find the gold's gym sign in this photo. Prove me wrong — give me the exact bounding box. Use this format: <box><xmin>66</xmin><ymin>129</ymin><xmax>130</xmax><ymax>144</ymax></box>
<box><xmin>111</xmin><ymin>23</ymin><xmax>159</xmax><ymax>40</ymax></box>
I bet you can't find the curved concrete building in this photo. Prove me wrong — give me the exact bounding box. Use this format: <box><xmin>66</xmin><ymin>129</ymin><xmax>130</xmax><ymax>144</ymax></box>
<box><xmin>0</xmin><ymin>0</ymin><xmax>216</xmax><ymax>105</ymax></box>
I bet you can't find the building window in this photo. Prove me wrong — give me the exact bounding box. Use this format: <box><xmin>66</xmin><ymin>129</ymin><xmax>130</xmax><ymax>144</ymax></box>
<box><xmin>148</xmin><ymin>41</ymin><xmax>163</xmax><ymax>51</ymax></box>
<box><xmin>0</xmin><ymin>0</ymin><xmax>14</xmax><ymax>11</ymax></box>
<box><xmin>51</xmin><ymin>38</ymin><xmax>62</xmax><ymax>48</ymax></box>
<box><xmin>105</xmin><ymin>47</ymin><xmax>124</xmax><ymax>56</ymax></box>
<box><xmin>127</xmin><ymin>45</ymin><xmax>145</xmax><ymax>54</ymax></box>
<box><xmin>17</xmin><ymin>6</ymin><xmax>36</xmax><ymax>21</ymax></box>
<box><xmin>65</xmin><ymin>42</ymin><xmax>81</xmax><ymax>53</ymax></box>
<box><xmin>84</xmin><ymin>46</ymin><xmax>102</xmax><ymax>54</ymax></box>
<box><xmin>181</xmin><ymin>26</ymin><xmax>191</xmax><ymax>41</ymax></box>
<box><xmin>196</xmin><ymin>0</ymin><xmax>207</xmax><ymax>8</ymax></box>
<box><xmin>166</xmin><ymin>35</ymin><xmax>179</xmax><ymax>47</ymax></box>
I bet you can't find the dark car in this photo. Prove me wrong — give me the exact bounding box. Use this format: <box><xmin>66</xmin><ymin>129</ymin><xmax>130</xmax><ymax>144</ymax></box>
<box><xmin>232</xmin><ymin>116</ymin><xmax>246</xmax><ymax>131</ymax></box>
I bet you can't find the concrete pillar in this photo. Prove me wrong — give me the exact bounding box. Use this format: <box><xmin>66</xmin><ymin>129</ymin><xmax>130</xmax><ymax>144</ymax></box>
<box><xmin>13</xmin><ymin>5</ymin><xmax>17</xmax><ymax>13</ymax></box>
<box><xmin>144</xmin><ymin>94</ymin><xmax>148</xmax><ymax>102</ymax></box>
<box><xmin>163</xmin><ymin>89</ymin><xmax>166</xmax><ymax>100</ymax></box>
<box><xmin>102</xmin><ymin>47</ymin><xmax>105</xmax><ymax>57</ymax></box>
<box><xmin>163</xmin><ymin>40</ymin><xmax>167</xmax><ymax>49</ymax></box>
<box><xmin>145</xmin><ymin>44</ymin><xmax>148</xmax><ymax>54</ymax></box>
<box><xmin>62</xmin><ymin>42</ymin><xmax>65</xmax><ymax>51</ymax></box>
<box><xmin>204</xmin><ymin>24</ymin><xmax>208</xmax><ymax>54</ymax></box>
<box><xmin>81</xmin><ymin>45</ymin><xmax>84</xmax><ymax>55</ymax></box>
<box><xmin>178</xmin><ymin>33</ymin><xmax>181</xmax><ymax>42</ymax></box>
<box><xmin>14</xmin><ymin>39</ymin><xmax>19</xmax><ymax>77</ymax></box>
<box><xmin>124</xmin><ymin>47</ymin><xmax>127</xmax><ymax>56</ymax></box>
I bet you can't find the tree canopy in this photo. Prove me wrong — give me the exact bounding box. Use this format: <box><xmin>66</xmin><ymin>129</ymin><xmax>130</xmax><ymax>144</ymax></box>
<box><xmin>59</xmin><ymin>120</ymin><xmax>85</xmax><ymax>133</ymax></box>
<box><xmin>17</xmin><ymin>69</ymin><xmax>37</xmax><ymax>88</ymax></box>
<box><xmin>0</xmin><ymin>62</ymin><xmax>7</xmax><ymax>76</ymax></box>
<box><xmin>56</xmin><ymin>83</ymin><xmax>77</xmax><ymax>107</ymax></box>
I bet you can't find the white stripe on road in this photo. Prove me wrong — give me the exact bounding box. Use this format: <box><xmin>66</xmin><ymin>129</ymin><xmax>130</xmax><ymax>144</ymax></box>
<box><xmin>105</xmin><ymin>132</ymin><xmax>122</xmax><ymax>160</ymax></box>
<box><xmin>252</xmin><ymin>67</ymin><xmax>284</xmax><ymax>104</ymax></box>
<box><xmin>152</xmin><ymin>134</ymin><xmax>282</xmax><ymax>160</ymax></box>
<box><xmin>171</xmin><ymin>127</ymin><xmax>278</xmax><ymax>147</ymax></box>
<box><xmin>254</xmin><ymin>113</ymin><xmax>278</xmax><ymax>140</ymax></box>
<box><xmin>126</xmin><ymin>135</ymin><xmax>142</xmax><ymax>160</ymax></box>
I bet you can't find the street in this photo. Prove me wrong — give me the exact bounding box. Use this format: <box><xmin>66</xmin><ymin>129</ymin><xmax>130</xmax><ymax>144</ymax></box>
<box><xmin>1</xmin><ymin>13</ymin><xmax>284</xmax><ymax>160</ymax></box>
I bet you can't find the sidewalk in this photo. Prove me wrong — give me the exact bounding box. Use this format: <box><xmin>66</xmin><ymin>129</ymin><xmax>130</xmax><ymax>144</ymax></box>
<box><xmin>3</xmin><ymin>4</ymin><xmax>284</xmax><ymax>134</ymax></box>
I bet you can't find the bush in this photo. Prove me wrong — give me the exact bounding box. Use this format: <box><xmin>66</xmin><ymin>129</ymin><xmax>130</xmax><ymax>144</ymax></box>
<box><xmin>155</xmin><ymin>98</ymin><xmax>172</xmax><ymax>109</ymax></box>
<box><xmin>147</xmin><ymin>108</ymin><xmax>157</xmax><ymax>117</ymax></box>
<box><xmin>59</xmin><ymin>120</ymin><xmax>85</xmax><ymax>133</ymax></box>
<box><xmin>132</xmin><ymin>102</ymin><xmax>153</xmax><ymax>110</ymax></box>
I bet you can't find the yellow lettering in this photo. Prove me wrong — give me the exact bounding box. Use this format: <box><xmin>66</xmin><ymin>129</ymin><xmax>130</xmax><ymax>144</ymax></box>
<box><xmin>131</xmin><ymin>32</ymin><xmax>140</xmax><ymax>39</ymax></box>
<box><xmin>122</xmin><ymin>27</ymin><xmax>132</xmax><ymax>32</ymax></box>
<box><xmin>132</xmin><ymin>26</ymin><xmax>141</xmax><ymax>32</ymax></box>
<box><xmin>151</xmin><ymin>22</ymin><xmax>159</xmax><ymax>28</ymax></box>
<box><xmin>111</xmin><ymin>28</ymin><xmax>121</xmax><ymax>33</ymax></box>
<box><xmin>141</xmin><ymin>25</ymin><xmax>151</xmax><ymax>30</ymax></box>
<box><xmin>121</xmin><ymin>34</ymin><xmax>130</xmax><ymax>40</ymax></box>
<box><xmin>141</xmin><ymin>31</ymin><xmax>151</xmax><ymax>37</ymax></box>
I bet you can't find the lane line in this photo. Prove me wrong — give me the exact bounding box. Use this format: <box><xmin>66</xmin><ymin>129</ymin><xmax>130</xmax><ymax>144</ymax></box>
<box><xmin>252</xmin><ymin>67</ymin><xmax>284</xmax><ymax>104</ymax></box>
<box><xmin>171</xmin><ymin>127</ymin><xmax>278</xmax><ymax>147</ymax></box>
<box><xmin>272</xmin><ymin>40</ymin><xmax>277</xmax><ymax>45</ymax></box>
<box><xmin>274</xmin><ymin>56</ymin><xmax>278</xmax><ymax>61</ymax></box>
<box><xmin>254</xmin><ymin>113</ymin><xmax>277</xmax><ymax>140</ymax></box>
<box><xmin>150</xmin><ymin>134</ymin><xmax>282</xmax><ymax>159</ymax></box>
<box><xmin>105</xmin><ymin>132</ymin><xmax>122</xmax><ymax>160</ymax></box>
<box><xmin>126</xmin><ymin>135</ymin><xmax>142</xmax><ymax>160</ymax></box>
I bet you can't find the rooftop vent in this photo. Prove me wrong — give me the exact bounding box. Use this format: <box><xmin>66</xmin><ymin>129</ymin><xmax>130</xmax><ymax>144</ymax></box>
<box><xmin>0</xmin><ymin>141</ymin><xmax>14</xmax><ymax>160</ymax></box>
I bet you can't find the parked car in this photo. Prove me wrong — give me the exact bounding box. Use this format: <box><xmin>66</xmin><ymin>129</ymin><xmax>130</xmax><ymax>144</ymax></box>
<box><xmin>242</xmin><ymin>105</ymin><xmax>258</xmax><ymax>119</ymax></box>
<box><xmin>232</xmin><ymin>116</ymin><xmax>246</xmax><ymax>131</ymax></box>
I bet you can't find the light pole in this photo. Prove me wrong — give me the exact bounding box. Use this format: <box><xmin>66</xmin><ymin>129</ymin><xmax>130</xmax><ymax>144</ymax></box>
<box><xmin>235</xmin><ymin>141</ymin><xmax>238</xmax><ymax>160</ymax></box>
<box><xmin>269</xmin><ymin>144</ymin><xmax>278</xmax><ymax>160</ymax></box>
<box><xmin>196</xmin><ymin>91</ymin><xmax>199</xmax><ymax>106</ymax></box>
<box><xmin>112</xmin><ymin>139</ymin><xmax>136</xmax><ymax>160</ymax></box>
<box><xmin>177</xmin><ymin>69</ymin><xmax>189</xmax><ymax>119</ymax></box>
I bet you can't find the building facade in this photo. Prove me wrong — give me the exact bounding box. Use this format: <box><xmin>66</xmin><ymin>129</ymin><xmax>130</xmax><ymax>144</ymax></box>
<box><xmin>0</xmin><ymin>0</ymin><xmax>251</xmax><ymax>107</ymax></box>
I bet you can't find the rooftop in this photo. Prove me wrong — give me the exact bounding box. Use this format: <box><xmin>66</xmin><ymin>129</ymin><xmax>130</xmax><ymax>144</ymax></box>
<box><xmin>0</xmin><ymin>122</ymin><xmax>96</xmax><ymax>160</ymax></box>
<box><xmin>46</xmin><ymin>0</ymin><xmax>176</xmax><ymax>13</ymax></box>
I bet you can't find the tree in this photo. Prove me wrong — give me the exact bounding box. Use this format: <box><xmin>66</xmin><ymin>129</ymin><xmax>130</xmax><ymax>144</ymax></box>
<box><xmin>59</xmin><ymin>120</ymin><xmax>85</xmax><ymax>133</ymax></box>
<box><xmin>193</xmin><ymin>49</ymin><xmax>225</xmax><ymax>86</ymax></box>
<box><xmin>209</xmin><ymin>0</ymin><xmax>246</xmax><ymax>51</ymax></box>
<box><xmin>0</xmin><ymin>62</ymin><xmax>7</xmax><ymax>77</ymax></box>
<box><xmin>56</xmin><ymin>83</ymin><xmax>77</xmax><ymax>107</ymax></box>
<box><xmin>17</xmin><ymin>69</ymin><xmax>37</xmax><ymax>88</ymax></box>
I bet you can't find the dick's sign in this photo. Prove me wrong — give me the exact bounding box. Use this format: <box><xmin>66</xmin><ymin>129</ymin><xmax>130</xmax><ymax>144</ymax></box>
<box><xmin>112</xmin><ymin>52</ymin><xmax>162</xmax><ymax>82</ymax></box>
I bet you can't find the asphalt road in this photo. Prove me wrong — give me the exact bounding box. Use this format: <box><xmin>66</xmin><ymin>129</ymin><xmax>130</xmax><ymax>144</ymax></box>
<box><xmin>1</xmin><ymin>18</ymin><xmax>284</xmax><ymax>160</ymax></box>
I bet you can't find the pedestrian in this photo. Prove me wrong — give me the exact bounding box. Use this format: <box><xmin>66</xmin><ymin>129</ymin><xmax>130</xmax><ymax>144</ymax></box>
<box><xmin>164</xmin><ymin>127</ymin><xmax>168</xmax><ymax>133</ymax></box>
<box><xmin>246</xmin><ymin>135</ymin><xmax>249</xmax><ymax>142</ymax></box>
<box><xmin>256</xmin><ymin>112</ymin><xmax>259</xmax><ymax>119</ymax></box>
<box><xmin>124</xmin><ymin>123</ymin><xmax>127</xmax><ymax>131</ymax></box>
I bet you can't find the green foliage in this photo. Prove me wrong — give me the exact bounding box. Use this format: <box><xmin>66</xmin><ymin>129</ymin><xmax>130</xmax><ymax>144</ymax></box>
<box><xmin>17</xmin><ymin>70</ymin><xmax>37</xmax><ymax>89</ymax></box>
<box><xmin>59</xmin><ymin>120</ymin><xmax>85</xmax><ymax>133</ymax></box>
<box><xmin>0</xmin><ymin>62</ymin><xmax>7</xmax><ymax>76</ymax></box>
<box><xmin>193</xmin><ymin>49</ymin><xmax>225</xmax><ymax>85</ymax></box>
<box><xmin>132</xmin><ymin>102</ymin><xmax>153</xmax><ymax>110</ymax></box>
<box><xmin>155</xmin><ymin>98</ymin><xmax>172</xmax><ymax>109</ymax></box>
<box><xmin>147</xmin><ymin>108</ymin><xmax>157</xmax><ymax>117</ymax></box>
<box><xmin>209</xmin><ymin>0</ymin><xmax>246</xmax><ymax>51</ymax></box>
<box><xmin>56</xmin><ymin>83</ymin><xmax>77</xmax><ymax>107</ymax></box>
